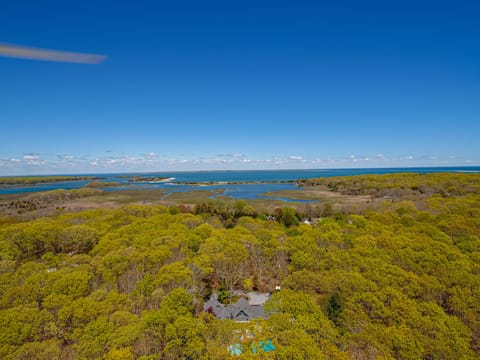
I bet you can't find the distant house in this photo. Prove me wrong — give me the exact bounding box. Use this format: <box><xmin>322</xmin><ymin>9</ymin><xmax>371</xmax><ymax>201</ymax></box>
<box><xmin>204</xmin><ymin>292</ymin><xmax>270</xmax><ymax>322</ymax></box>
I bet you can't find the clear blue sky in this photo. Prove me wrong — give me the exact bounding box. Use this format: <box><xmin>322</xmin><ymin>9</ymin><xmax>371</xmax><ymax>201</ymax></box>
<box><xmin>1</xmin><ymin>0</ymin><xmax>479</xmax><ymax>175</ymax></box>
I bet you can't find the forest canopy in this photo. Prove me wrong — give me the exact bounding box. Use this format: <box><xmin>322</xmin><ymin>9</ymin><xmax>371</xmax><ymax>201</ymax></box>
<box><xmin>0</xmin><ymin>173</ymin><xmax>479</xmax><ymax>359</ymax></box>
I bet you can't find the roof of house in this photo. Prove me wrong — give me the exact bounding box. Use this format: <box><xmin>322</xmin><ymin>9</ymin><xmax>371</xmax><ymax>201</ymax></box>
<box><xmin>247</xmin><ymin>292</ymin><xmax>270</xmax><ymax>305</ymax></box>
<box><xmin>204</xmin><ymin>292</ymin><xmax>270</xmax><ymax>321</ymax></box>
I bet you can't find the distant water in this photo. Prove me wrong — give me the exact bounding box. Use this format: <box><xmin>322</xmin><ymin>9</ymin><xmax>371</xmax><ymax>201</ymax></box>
<box><xmin>1</xmin><ymin>167</ymin><xmax>479</xmax><ymax>201</ymax></box>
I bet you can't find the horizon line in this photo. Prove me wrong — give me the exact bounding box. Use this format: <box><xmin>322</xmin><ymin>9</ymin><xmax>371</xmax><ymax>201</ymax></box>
<box><xmin>1</xmin><ymin>164</ymin><xmax>479</xmax><ymax>178</ymax></box>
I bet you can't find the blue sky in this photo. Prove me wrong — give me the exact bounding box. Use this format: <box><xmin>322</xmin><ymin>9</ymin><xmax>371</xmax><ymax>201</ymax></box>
<box><xmin>1</xmin><ymin>0</ymin><xmax>479</xmax><ymax>175</ymax></box>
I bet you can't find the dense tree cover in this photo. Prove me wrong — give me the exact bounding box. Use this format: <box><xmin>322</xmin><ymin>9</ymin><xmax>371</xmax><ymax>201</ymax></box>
<box><xmin>0</xmin><ymin>173</ymin><xmax>479</xmax><ymax>359</ymax></box>
<box><xmin>193</xmin><ymin>201</ymin><xmax>258</xmax><ymax>228</ymax></box>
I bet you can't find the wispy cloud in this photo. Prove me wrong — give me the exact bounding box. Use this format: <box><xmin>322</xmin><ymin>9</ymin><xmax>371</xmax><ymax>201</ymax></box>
<box><xmin>0</xmin><ymin>152</ymin><xmax>477</xmax><ymax>175</ymax></box>
<box><xmin>58</xmin><ymin>155</ymin><xmax>75</xmax><ymax>160</ymax></box>
<box><xmin>217</xmin><ymin>153</ymin><xmax>246</xmax><ymax>159</ymax></box>
<box><xmin>143</xmin><ymin>152</ymin><xmax>158</xmax><ymax>159</ymax></box>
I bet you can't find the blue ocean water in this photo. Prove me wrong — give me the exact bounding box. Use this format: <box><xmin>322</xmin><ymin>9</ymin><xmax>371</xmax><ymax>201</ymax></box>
<box><xmin>1</xmin><ymin>167</ymin><xmax>479</xmax><ymax>201</ymax></box>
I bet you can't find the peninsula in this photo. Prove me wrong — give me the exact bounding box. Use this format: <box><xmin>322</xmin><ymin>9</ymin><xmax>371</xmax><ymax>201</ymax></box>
<box><xmin>128</xmin><ymin>176</ymin><xmax>175</xmax><ymax>183</ymax></box>
<box><xmin>0</xmin><ymin>175</ymin><xmax>102</xmax><ymax>187</ymax></box>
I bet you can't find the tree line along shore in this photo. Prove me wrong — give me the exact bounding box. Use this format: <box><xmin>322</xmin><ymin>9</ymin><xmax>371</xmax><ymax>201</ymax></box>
<box><xmin>0</xmin><ymin>176</ymin><xmax>101</xmax><ymax>186</ymax></box>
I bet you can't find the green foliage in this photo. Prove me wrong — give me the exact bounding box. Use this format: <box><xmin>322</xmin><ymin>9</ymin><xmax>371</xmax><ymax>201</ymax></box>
<box><xmin>0</xmin><ymin>173</ymin><xmax>479</xmax><ymax>358</ymax></box>
<box><xmin>216</xmin><ymin>286</ymin><xmax>230</xmax><ymax>304</ymax></box>
<box><xmin>327</xmin><ymin>293</ymin><xmax>343</xmax><ymax>327</ymax></box>
<box><xmin>275</xmin><ymin>207</ymin><xmax>299</xmax><ymax>227</ymax></box>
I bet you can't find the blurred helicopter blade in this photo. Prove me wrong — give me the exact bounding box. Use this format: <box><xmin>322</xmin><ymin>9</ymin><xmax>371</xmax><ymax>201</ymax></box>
<box><xmin>0</xmin><ymin>43</ymin><xmax>106</xmax><ymax>64</ymax></box>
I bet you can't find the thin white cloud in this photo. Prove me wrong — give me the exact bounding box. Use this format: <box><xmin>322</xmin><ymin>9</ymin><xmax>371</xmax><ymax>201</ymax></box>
<box><xmin>143</xmin><ymin>152</ymin><xmax>158</xmax><ymax>159</ymax></box>
<box><xmin>23</xmin><ymin>154</ymin><xmax>40</xmax><ymax>160</ymax></box>
<box><xmin>0</xmin><ymin>152</ymin><xmax>478</xmax><ymax>175</ymax></box>
<box><xmin>58</xmin><ymin>155</ymin><xmax>75</xmax><ymax>160</ymax></box>
<box><xmin>217</xmin><ymin>153</ymin><xmax>246</xmax><ymax>159</ymax></box>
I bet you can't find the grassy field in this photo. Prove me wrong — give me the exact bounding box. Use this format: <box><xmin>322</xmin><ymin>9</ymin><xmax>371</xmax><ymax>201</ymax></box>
<box><xmin>261</xmin><ymin>186</ymin><xmax>371</xmax><ymax>203</ymax></box>
<box><xmin>162</xmin><ymin>189</ymin><xmax>223</xmax><ymax>203</ymax></box>
<box><xmin>0</xmin><ymin>175</ymin><xmax>99</xmax><ymax>185</ymax></box>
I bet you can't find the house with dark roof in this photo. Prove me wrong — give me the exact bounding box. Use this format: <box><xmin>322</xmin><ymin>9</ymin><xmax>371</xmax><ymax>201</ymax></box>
<box><xmin>204</xmin><ymin>292</ymin><xmax>270</xmax><ymax>322</ymax></box>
